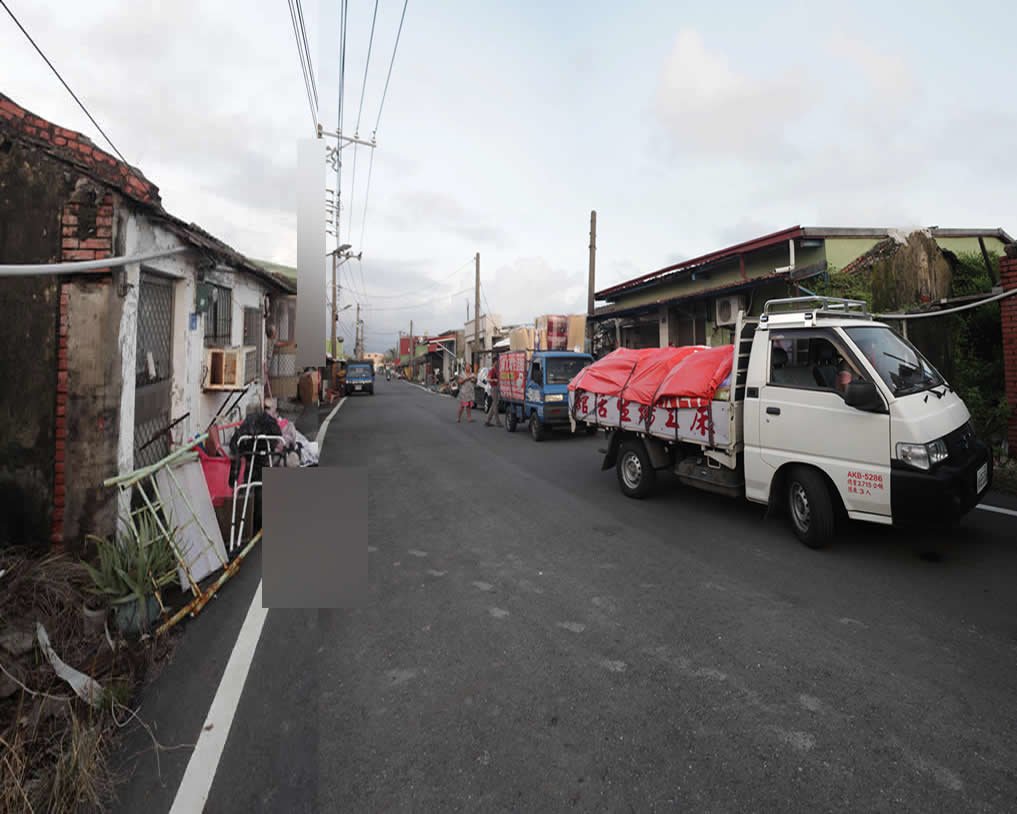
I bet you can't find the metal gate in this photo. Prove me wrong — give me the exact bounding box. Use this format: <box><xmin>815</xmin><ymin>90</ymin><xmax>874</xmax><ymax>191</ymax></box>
<box><xmin>134</xmin><ymin>273</ymin><xmax>175</xmax><ymax>469</ymax></box>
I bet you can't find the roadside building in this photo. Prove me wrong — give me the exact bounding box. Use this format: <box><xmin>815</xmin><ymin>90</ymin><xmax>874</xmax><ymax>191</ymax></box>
<box><xmin>464</xmin><ymin>312</ymin><xmax>503</xmax><ymax>370</ymax></box>
<box><xmin>0</xmin><ymin>92</ymin><xmax>294</xmax><ymax>550</ymax></box>
<box><xmin>592</xmin><ymin>226</ymin><xmax>1013</xmax><ymax>352</ymax></box>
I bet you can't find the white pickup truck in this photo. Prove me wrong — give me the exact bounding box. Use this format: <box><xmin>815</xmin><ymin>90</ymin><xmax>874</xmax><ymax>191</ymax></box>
<box><xmin>573</xmin><ymin>297</ymin><xmax>993</xmax><ymax>547</ymax></box>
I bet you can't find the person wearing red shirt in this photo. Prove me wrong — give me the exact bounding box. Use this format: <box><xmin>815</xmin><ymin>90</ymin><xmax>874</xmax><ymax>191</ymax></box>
<box><xmin>484</xmin><ymin>363</ymin><xmax>503</xmax><ymax>427</ymax></box>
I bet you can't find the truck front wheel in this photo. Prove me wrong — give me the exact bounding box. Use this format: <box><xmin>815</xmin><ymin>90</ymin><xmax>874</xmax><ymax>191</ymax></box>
<box><xmin>617</xmin><ymin>440</ymin><xmax>655</xmax><ymax>499</ymax></box>
<box><xmin>786</xmin><ymin>466</ymin><xmax>834</xmax><ymax>548</ymax></box>
<box><xmin>529</xmin><ymin>413</ymin><xmax>547</xmax><ymax>442</ymax></box>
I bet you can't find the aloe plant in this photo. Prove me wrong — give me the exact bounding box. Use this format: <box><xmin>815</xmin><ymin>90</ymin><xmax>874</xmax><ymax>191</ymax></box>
<box><xmin>84</xmin><ymin>510</ymin><xmax>179</xmax><ymax>605</ymax></box>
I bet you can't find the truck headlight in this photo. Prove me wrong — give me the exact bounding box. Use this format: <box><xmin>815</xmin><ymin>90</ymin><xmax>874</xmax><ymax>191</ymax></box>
<box><xmin>896</xmin><ymin>439</ymin><xmax>948</xmax><ymax>471</ymax></box>
<box><xmin>545</xmin><ymin>393</ymin><xmax>564</xmax><ymax>402</ymax></box>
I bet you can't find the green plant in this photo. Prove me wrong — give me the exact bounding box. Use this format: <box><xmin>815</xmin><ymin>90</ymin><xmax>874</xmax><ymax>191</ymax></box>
<box><xmin>83</xmin><ymin>511</ymin><xmax>178</xmax><ymax>605</ymax></box>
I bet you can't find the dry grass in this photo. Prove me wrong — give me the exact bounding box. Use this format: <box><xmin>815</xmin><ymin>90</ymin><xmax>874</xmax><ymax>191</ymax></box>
<box><xmin>0</xmin><ymin>548</ymin><xmax>165</xmax><ymax>813</ymax></box>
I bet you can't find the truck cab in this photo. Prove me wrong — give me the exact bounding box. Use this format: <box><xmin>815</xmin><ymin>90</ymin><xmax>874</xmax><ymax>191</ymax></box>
<box><xmin>505</xmin><ymin>351</ymin><xmax>593</xmax><ymax>441</ymax></box>
<box><xmin>742</xmin><ymin>297</ymin><xmax>991</xmax><ymax>541</ymax></box>
<box><xmin>345</xmin><ymin>361</ymin><xmax>375</xmax><ymax>395</ymax></box>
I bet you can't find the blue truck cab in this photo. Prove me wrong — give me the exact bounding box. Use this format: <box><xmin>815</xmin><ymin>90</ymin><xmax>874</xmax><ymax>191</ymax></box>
<box><xmin>345</xmin><ymin>361</ymin><xmax>375</xmax><ymax>395</ymax></box>
<box><xmin>505</xmin><ymin>351</ymin><xmax>594</xmax><ymax>442</ymax></box>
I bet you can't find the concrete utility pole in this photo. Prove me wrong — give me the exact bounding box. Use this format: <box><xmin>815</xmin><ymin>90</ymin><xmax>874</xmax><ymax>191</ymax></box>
<box><xmin>355</xmin><ymin>303</ymin><xmax>362</xmax><ymax>358</ymax></box>
<box><xmin>474</xmin><ymin>252</ymin><xmax>480</xmax><ymax>369</ymax></box>
<box><xmin>587</xmin><ymin>210</ymin><xmax>597</xmax><ymax>354</ymax></box>
<box><xmin>588</xmin><ymin>210</ymin><xmax>597</xmax><ymax>317</ymax></box>
<box><xmin>409</xmin><ymin>319</ymin><xmax>413</xmax><ymax>379</ymax></box>
<box><xmin>331</xmin><ymin>251</ymin><xmax>338</xmax><ymax>357</ymax></box>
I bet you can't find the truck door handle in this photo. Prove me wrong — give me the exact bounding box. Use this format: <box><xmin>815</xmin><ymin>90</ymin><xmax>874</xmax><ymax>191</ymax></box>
<box><xmin>766</xmin><ymin>406</ymin><xmax>781</xmax><ymax>416</ymax></box>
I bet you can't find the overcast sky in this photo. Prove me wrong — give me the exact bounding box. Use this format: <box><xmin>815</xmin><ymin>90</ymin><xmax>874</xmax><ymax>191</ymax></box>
<box><xmin>2</xmin><ymin>0</ymin><xmax>1014</xmax><ymax>352</ymax></box>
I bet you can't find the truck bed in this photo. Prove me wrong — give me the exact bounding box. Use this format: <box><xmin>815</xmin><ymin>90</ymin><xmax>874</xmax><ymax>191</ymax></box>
<box><xmin>569</xmin><ymin>392</ymin><xmax>737</xmax><ymax>449</ymax></box>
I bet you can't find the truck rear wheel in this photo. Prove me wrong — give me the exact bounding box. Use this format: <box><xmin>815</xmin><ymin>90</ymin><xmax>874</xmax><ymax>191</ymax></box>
<box><xmin>506</xmin><ymin>409</ymin><xmax>518</xmax><ymax>433</ymax></box>
<box><xmin>529</xmin><ymin>413</ymin><xmax>547</xmax><ymax>442</ymax></box>
<box><xmin>787</xmin><ymin>466</ymin><xmax>834</xmax><ymax>548</ymax></box>
<box><xmin>617</xmin><ymin>440</ymin><xmax>655</xmax><ymax>499</ymax></box>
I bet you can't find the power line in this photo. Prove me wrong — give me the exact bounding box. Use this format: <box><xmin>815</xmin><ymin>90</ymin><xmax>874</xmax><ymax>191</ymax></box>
<box><xmin>355</xmin><ymin>0</ymin><xmax>380</xmax><ymax>133</ymax></box>
<box><xmin>294</xmin><ymin>0</ymin><xmax>318</xmax><ymax>108</ymax></box>
<box><xmin>480</xmin><ymin>280</ymin><xmax>493</xmax><ymax>318</ymax></box>
<box><xmin>1</xmin><ymin>0</ymin><xmax>129</xmax><ymax>165</ymax></box>
<box><xmin>361</xmin><ymin>286</ymin><xmax>472</xmax><ymax>312</ymax></box>
<box><xmin>373</xmin><ymin>0</ymin><xmax>410</xmax><ymax>136</ymax></box>
<box><xmin>334</xmin><ymin>0</ymin><xmax>348</xmax><ymax>243</ymax></box>
<box><xmin>351</xmin><ymin>257</ymin><xmax>474</xmax><ymax>299</ymax></box>
<box><xmin>286</xmin><ymin>0</ymin><xmax>317</xmax><ymax>133</ymax></box>
<box><xmin>358</xmin><ymin>148</ymin><xmax>375</xmax><ymax>252</ymax></box>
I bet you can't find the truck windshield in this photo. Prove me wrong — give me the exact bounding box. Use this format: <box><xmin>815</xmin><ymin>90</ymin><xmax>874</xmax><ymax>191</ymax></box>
<box><xmin>844</xmin><ymin>326</ymin><xmax>944</xmax><ymax>396</ymax></box>
<box><xmin>546</xmin><ymin>357</ymin><xmax>591</xmax><ymax>385</ymax></box>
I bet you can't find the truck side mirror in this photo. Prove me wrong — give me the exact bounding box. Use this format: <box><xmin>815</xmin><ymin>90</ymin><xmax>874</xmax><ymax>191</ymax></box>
<box><xmin>843</xmin><ymin>380</ymin><xmax>883</xmax><ymax>412</ymax></box>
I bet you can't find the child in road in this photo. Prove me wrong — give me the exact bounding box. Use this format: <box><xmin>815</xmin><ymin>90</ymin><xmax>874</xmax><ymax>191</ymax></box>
<box><xmin>457</xmin><ymin>366</ymin><xmax>476</xmax><ymax>423</ymax></box>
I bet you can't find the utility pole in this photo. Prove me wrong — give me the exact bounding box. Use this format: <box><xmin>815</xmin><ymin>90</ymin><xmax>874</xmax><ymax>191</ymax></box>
<box><xmin>330</xmin><ymin>251</ymin><xmax>338</xmax><ymax>358</ymax></box>
<box><xmin>355</xmin><ymin>302</ymin><xmax>361</xmax><ymax>358</ymax></box>
<box><xmin>474</xmin><ymin>252</ymin><xmax>480</xmax><ymax>369</ymax></box>
<box><xmin>409</xmin><ymin>319</ymin><xmax>413</xmax><ymax>380</ymax></box>
<box><xmin>587</xmin><ymin>210</ymin><xmax>597</xmax><ymax>353</ymax></box>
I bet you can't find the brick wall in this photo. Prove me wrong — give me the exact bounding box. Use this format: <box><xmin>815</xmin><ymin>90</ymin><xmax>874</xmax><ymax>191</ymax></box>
<box><xmin>0</xmin><ymin>93</ymin><xmax>160</xmax><ymax>208</ymax></box>
<box><xmin>1001</xmin><ymin>255</ymin><xmax>1017</xmax><ymax>454</ymax></box>
<box><xmin>49</xmin><ymin>190</ymin><xmax>117</xmax><ymax>548</ymax></box>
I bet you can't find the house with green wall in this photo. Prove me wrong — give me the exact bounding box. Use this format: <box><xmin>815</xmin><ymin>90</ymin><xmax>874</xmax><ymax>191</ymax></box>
<box><xmin>592</xmin><ymin>226</ymin><xmax>1012</xmax><ymax>351</ymax></box>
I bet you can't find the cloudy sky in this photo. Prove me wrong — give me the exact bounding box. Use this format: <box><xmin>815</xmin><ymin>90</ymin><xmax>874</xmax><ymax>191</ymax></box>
<box><xmin>2</xmin><ymin>0</ymin><xmax>1013</xmax><ymax>351</ymax></box>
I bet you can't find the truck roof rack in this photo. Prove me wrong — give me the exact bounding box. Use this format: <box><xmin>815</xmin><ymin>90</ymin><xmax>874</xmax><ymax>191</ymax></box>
<box><xmin>761</xmin><ymin>296</ymin><xmax>870</xmax><ymax>322</ymax></box>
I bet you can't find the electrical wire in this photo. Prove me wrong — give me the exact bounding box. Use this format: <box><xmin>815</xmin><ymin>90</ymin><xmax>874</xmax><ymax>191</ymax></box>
<box><xmin>373</xmin><ymin>0</ymin><xmax>410</xmax><ymax>136</ymax></box>
<box><xmin>345</xmin><ymin>0</ymin><xmax>379</xmax><ymax>242</ymax></box>
<box><xmin>352</xmin><ymin>257</ymin><xmax>475</xmax><ymax>300</ymax></box>
<box><xmin>361</xmin><ymin>286</ymin><xmax>472</xmax><ymax>313</ymax></box>
<box><xmin>1</xmin><ymin>0</ymin><xmax>129</xmax><ymax>165</ymax></box>
<box><xmin>286</xmin><ymin>0</ymin><xmax>317</xmax><ymax>133</ymax></box>
<box><xmin>294</xmin><ymin>0</ymin><xmax>318</xmax><ymax>108</ymax></box>
<box><xmin>480</xmin><ymin>280</ymin><xmax>493</xmax><ymax>319</ymax></box>
<box><xmin>357</xmin><ymin>148</ymin><xmax>375</xmax><ymax>252</ymax></box>
<box><xmin>334</xmin><ymin>0</ymin><xmax>348</xmax><ymax>243</ymax></box>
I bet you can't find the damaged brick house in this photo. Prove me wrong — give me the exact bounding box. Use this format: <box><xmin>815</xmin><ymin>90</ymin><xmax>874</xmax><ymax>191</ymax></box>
<box><xmin>0</xmin><ymin>92</ymin><xmax>296</xmax><ymax>551</ymax></box>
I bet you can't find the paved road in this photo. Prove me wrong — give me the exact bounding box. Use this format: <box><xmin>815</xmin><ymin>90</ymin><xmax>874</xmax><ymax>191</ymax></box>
<box><xmin>115</xmin><ymin>377</ymin><xmax>1017</xmax><ymax>812</ymax></box>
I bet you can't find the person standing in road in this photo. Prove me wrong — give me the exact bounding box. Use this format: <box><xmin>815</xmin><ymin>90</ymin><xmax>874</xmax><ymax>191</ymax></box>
<box><xmin>484</xmin><ymin>361</ymin><xmax>502</xmax><ymax>427</ymax></box>
<box><xmin>457</xmin><ymin>365</ymin><xmax>476</xmax><ymax>423</ymax></box>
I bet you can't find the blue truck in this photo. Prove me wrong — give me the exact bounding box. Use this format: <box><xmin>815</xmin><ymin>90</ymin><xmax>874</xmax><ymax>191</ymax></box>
<box><xmin>345</xmin><ymin>360</ymin><xmax>375</xmax><ymax>396</ymax></box>
<box><xmin>499</xmin><ymin>350</ymin><xmax>595</xmax><ymax>441</ymax></box>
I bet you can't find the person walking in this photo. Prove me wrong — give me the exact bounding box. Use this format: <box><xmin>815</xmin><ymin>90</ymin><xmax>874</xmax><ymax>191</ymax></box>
<box><xmin>457</xmin><ymin>365</ymin><xmax>476</xmax><ymax>423</ymax></box>
<box><xmin>484</xmin><ymin>361</ymin><xmax>503</xmax><ymax>427</ymax></box>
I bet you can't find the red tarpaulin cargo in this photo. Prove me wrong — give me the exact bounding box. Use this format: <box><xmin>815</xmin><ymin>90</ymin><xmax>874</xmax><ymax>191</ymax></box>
<box><xmin>619</xmin><ymin>346</ymin><xmax>706</xmax><ymax>404</ymax></box>
<box><xmin>568</xmin><ymin>347</ymin><xmax>649</xmax><ymax>395</ymax></box>
<box><xmin>654</xmin><ymin>345</ymin><xmax>734</xmax><ymax>407</ymax></box>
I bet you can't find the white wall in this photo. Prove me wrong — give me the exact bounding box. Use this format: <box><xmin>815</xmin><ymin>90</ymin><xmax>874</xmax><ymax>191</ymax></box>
<box><xmin>197</xmin><ymin>266</ymin><xmax>271</xmax><ymax>433</ymax></box>
<box><xmin>116</xmin><ymin>206</ymin><xmax>277</xmax><ymax>470</ymax></box>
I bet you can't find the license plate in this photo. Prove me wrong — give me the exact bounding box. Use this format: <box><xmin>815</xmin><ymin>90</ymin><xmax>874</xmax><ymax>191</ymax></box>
<box><xmin>976</xmin><ymin>463</ymin><xmax>988</xmax><ymax>494</ymax></box>
<box><xmin>355</xmin><ymin>385</ymin><xmax>362</xmax><ymax>391</ymax></box>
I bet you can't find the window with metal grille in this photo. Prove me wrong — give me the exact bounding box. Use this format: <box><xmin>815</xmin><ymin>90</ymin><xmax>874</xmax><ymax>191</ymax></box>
<box><xmin>243</xmin><ymin>306</ymin><xmax>263</xmax><ymax>383</ymax></box>
<box><xmin>204</xmin><ymin>284</ymin><xmax>233</xmax><ymax>346</ymax></box>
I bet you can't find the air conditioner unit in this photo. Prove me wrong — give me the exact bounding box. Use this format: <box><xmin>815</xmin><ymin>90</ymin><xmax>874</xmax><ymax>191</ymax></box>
<box><xmin>714</xmin><ymin>295</ymin><xmax>746</xmax><ymax>327</ymax></box>
<box><xmin>203</xmin><ymin>346</ymin><xmax>258</xmax><ymax>390</ymax></box>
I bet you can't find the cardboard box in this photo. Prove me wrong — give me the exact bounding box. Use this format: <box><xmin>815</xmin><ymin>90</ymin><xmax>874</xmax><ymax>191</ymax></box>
<box><xmin>298</xmin><ymin>370</ymin><xmax>320</xmax><ymax>405</ymax></box>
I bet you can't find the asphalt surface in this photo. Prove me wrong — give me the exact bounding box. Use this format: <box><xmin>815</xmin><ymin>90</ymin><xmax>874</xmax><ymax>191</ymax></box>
<box><xmin>114</xmin><ymin>377</ymin><xmax>1017</xmax><ymax>813</ymax></box>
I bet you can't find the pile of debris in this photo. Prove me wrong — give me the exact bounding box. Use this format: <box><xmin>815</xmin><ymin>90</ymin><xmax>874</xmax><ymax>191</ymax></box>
<box><xmin>0</xmin><ymin>548</ymin><xmax>169</xmax><ymax>813</ymax></box>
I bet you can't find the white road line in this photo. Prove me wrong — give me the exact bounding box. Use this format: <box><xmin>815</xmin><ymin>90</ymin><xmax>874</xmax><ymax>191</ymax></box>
<box><xmin>316</xmin><ymin>396</ymin><xmax>347</xmax><ymax>447</ymax></box>
<box><xmin>168</xmin><ymin>582</ymin><xmax>269</xmax><ymax>814</ymax></box>
<box><xmin>976</xmin><ymin>503</ymin><xmax>1017</xmax><ymax>518</ymax></box>
<box><xmin>171</xmin><ymin>399</ymin><xmax>348</xmax><ymax>812</ymax></box>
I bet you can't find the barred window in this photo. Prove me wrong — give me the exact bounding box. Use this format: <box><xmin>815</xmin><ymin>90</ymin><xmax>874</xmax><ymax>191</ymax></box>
<box><xmin>204</xmin><ymin>284</ymin><xmax>232</xmax><ymax>346</ymax></box>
